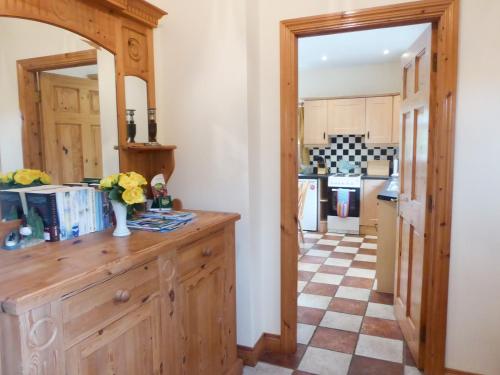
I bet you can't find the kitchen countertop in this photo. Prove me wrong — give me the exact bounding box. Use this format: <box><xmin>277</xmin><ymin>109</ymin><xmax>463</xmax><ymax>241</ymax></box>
<box><xmin>362</xmin><ymin>175</ymin><xmax>391</xmax><ymax>180</ymax></box>
<box><xmin>377</xmin><ymin>177</ymin><xmax>400</xmax><ymax>202</ymax></box>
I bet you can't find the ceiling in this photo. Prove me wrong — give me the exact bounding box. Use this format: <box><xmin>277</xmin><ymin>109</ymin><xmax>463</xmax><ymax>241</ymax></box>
<box><xmin>299</xmin><ymin>23</ymin><xmax>430</xmax><ymax>70</ymax></box>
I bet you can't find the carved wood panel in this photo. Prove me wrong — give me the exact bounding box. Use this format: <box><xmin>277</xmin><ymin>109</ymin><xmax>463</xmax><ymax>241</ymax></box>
<box><xmin>122</xmin><ymin>24</ymin><xmax>149</xmax><ymax>79</ymax></box>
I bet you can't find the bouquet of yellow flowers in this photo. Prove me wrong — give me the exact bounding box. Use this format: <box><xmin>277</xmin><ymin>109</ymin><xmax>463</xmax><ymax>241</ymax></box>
<box><xmin>99</xmin><ymin>172</ymin><xmax>147</xmax><ymax>205</ymax></box>
<box><xmin>0</xmin><ymin>169</ymin><xmax>52</xmax><ymax>189</ymax></box>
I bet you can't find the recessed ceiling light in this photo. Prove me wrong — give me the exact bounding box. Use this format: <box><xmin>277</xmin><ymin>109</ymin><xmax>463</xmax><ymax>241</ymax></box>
<box><xmin>383</xmin><ymin>49</ymin><xmax>390</xmax><ymax>55</ymax></box>
<box><xmin>321</xmin><ymin>55</ymin><xmax>328</xmax><ymax>61</ymax></box>
<box><xmin>402</xmin><ymin>52</ymin><xmax>410</xmax><ymax>58</ymax></box>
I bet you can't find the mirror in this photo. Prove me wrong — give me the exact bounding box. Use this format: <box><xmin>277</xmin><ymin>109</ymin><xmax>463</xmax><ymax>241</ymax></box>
<box><xmin>0</xmin><ymin>17</ymin><xmax>119</xmax><ymax>184</ymax></box>
<box><xmin>124</xmin><ymin>76</ymin><xmax>155</xmax><ymax>144</ymax></box>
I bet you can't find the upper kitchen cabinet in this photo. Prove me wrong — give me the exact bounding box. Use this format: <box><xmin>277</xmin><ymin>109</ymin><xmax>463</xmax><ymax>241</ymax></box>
<box><xmin>304</xmin><ymin>100</ymin><xmax>328</xmax><ymax>145</ymax></box>
<box><xmin>365</xmin><ymin>96</ymin><xmax>394</xmax><ymax>144</ymax></box>
<box><xmin>392</xmin><ymin>95</ymin><xmax>401</xmax><ymax>144</ymax></box>
<box><xmin>327</xmin><ymin>98</ymin><xmax>366</xmax><ymax>135</ymax></box>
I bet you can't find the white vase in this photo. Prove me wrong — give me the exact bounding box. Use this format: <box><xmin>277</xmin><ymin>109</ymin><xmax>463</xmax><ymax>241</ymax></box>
<box><xmin>111</xmin><ymin>201</ymin><xmax>131</xmax><ymax>237</ymax></box>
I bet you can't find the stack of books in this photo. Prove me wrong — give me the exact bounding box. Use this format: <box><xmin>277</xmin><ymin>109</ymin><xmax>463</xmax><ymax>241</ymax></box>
<box><xmin>127</xmin><ymin>211</ymin><xmax>196</xmax><ymax>233</ymax></box>
<box><xmin>0</xmin><ymin>185</ymin><xmax>113</xmax><ymax>242</ymax></box>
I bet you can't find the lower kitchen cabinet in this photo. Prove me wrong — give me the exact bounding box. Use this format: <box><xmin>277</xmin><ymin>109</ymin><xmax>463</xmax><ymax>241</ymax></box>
<box><xmin>361</xmin><ymin>179</ymin><xmax>387</xmax><ymax>228</ymax></box>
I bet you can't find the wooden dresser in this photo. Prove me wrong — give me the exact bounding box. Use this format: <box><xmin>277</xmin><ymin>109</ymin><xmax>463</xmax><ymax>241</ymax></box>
<box><xmin>0</xmin><ymin>211</ymin><xmax>241</xmax><ymax>375</ymax></box>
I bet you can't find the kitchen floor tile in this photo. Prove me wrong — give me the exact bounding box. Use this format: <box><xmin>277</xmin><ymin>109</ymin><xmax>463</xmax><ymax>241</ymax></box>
<box><xmin>360</xmin><ymin>242</ymin><xmax>378</xmax><ymax>250</ymax></box>
<box><xmin>343</xmin><ymin>236</ymin><xmax>364</xmax><ymax>243</ymax></box>
<box><xmin>365</xmin><ymin>235</ymin><xmax>378</xmax><ymax>240</ymax></box>
<box><xmin>325</xmin><ymin>234</ymin><xmax>345</xmax><ymax>240</ymax></box>
<box><xmin>366</xmin><ymin>303</ymin><xmax>396</xmax><ymax>321</ymax></box>
<box><xmin>329</xmin><ymin>298</ymin><xmax>368</xmax><ymax>316</ymax></box>
<box><xmin>297</xmin><ymin>306</ymin><xmax>326</xmax><ymax>325</ymax></box>
<box><xmin>354</xmin><ymin>254</ymin><xmax>377</xmax><ymax>263</ymax></box>
<box><xmin>311</xmin><ymin>272</ymin><xmax>343</xmax><ymax>286</ymax></box>
<box><xmin>298</xmin><ymin>271</ymin><xmax>314</xmax><ymax>282</ymax></box>
<box><xmin>298</xmin><ymin>346</ymin><xmax>352</xmax><ymax>375</ymax></box>
<box><xmin>351</xmin><ymin>260</ymin><xmax>377</xmax><ymax>270</ymax></box>
<box><xmin>303</xmin><ymin>282</ymin><xmax>338</xmax><ymax>296</ymax></box>
<box><xmin>325</xmin><ymin>257</ymin><xmax>352</xmax><ymax>267</ymax></box>
<box><xmin>404</xmin><ymin>343</ymin><xmax>417</xmax><ymax>367</ymax></box>
<box><xmin>244</xmin><ymin>362</ymin><xmax>294</xmax><ymax>374</ymax></box>
<box><xmin>358</xmin><ymin>249</ymin><xmax>377</xmax><ymax>256</ymax></box>
<box><xmin>370</xmin><ymin>291</ymin><xmax>394</xmax><ymax>305</ymax></box>
<box><xmin>300</xmin><ymin>255</ymin><xmax>326</xmax><ymax>264</ymax></box>
<box><xmin>260</xmin><ymin>343</ymin><xmax>307</xmax><ymax>370</ymax></box>
<box><xmin>298</xmin><ymin>262</ymin><xmax>321</xmax><ymax>272</ymax></box>
<box><xmin>306</xmin><ymin>249</ymin><xmax>331</xmax><ymax>258</ymax></box>
<box><xmin>341</xmin><ymin>276</ymin><xmax>374</xmax><ymax>289</ymax></box>
<box><xmin>339</xmin><ymin>241</ymin><xmax>361</xmax><ymax>248</ymax></box>
<box><xmin>346</xmin><ymin>267</ymin><xmax>376</xmax><ymax>279</ymax></box>
<box><xmin>318</xmin><ymin>264</ymin><xmax>348</xmax><ymax>275</ymax></box>
<box><xmin>320</xmin><ymin>311</ymin><xmax>363</xmax><ymax>333</ymax></box>
<box><xmin>304</xmin><ymin>233</ymin><xmax>323</xmax><ymax>239</ymax></box>
<box><xmin>404</xmin><ymin>365</ymin><xmax>422</xmax><ymax>375</ymax></box>
<box><xmin>355</xmin><ymin>334</ymin><xmax>403</xmax><ymax>363</ymax></box>
<box><xmin>361</xmin><ymin>317</ymin><xmax>404</xmax><ymax>340</ymax></box>
<box><xmin>299</xmin><ymin>242</ymin><xmax>315</xmax><ymax>250</ymax></box>
<box><xmin>310</xmin><ymin>327</ymin><xmax>358</xmax><ymax>354</ymax></box>
<box><xmin>298</xmin><ymin>281</ymin><xmax>307</xmax><ymax>293</ymax></box>
<box><xmin>330</xmin><ymin>252</ymin><xmax>356</xmax><ymax>260</ymax></box>
<box><xmin>298</xmin><ymin>293</ymin><xmax>332</xmax><ymax>310</ymax></box>
<box><xmin>297</xmin><ymin>323</ymin><xmax>316</xmax><ymax>345</ymax></box>
<box><xmin>303</xmin><ymin>237</ymin><xmax>318</xmax><ymax>243</ymax></box>
<box><xmin>314</xmin><ymin>244</ymin><xmax>339</xmax><ymax>251</ymax></box>
<box><xmin>335</xmin><ymin>246</ymin><xmax>359</xmax><ymax>254</ymax></box>
<box><xmin>336</xmin><ymin>286</ymin><xmax>371</xmax><ymax>301</ymax></box>
<box><xmin>317</xmin><ymin>239</ymin><xmax>340</xmax><ymax>246</ymax></box>
<box><xmin>348</xmin><ymin>355</ymin><xmax>404</xmax><ymax>375</ymax></box>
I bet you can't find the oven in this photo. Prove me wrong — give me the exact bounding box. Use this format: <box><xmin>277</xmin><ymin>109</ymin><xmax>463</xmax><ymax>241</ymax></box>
<box><xmin>329</xmin><ymin>187</ymin><xmax>360</xmax><ymax>218</ymax></box>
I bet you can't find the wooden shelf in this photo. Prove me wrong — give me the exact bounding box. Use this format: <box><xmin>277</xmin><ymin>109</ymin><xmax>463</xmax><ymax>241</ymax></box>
<box><xmin>121</xmin><ymin>144</ymin><xmax>177</xmax><ymax>152</ymax></box>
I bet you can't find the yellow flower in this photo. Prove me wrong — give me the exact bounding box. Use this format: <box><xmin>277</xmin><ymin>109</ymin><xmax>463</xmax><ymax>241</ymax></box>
<box><xmin>128</xmin><ymin>172</ymin><xmax>147</xmax><ymax>187</ymax></box>
<box><xmin>100</xmin><ymin>174</ymin><xmax>119</xmax><ymax>189</ymax></box>
<box><xmin>118</xmin><ymin>173</ymin><xmax>139</xmax><ymax>190</ymax></box>
<box><xmin>14</xmin><ymin>169</ymin><xmax>36</xmax><ymax>185</ymax></box>
<box><xmin>122</xmin><ymin>186</ymin><xmax>145</xmax><ymax>205</ymax></box>
<box><xmin>39</xmin><ymin>172</ymin><xmax>51</xmax><ymax>185</ymax></box>
<box><xmin>0</xmin><ymin>173</ymin><xmax>8</xmax><ymax>184</ymax></box>
<box><xmin>7</xmin><ymin>172</ymin><xmax>14</xmax><ymax>182</ymax></box>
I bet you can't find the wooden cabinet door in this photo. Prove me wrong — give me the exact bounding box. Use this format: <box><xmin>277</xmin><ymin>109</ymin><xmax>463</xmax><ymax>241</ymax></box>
<box><xmin>394</xmin><ymin>25</ymin><xmax>432</xmax><ymax>369</ymax></box>
<box><xmin>40</xmin><ymin>73</ymin><xmax>103</xmax><ymax>184</ymax></box>
<box><xmin>177</xmin><ymin>258</ymin><xmax>226</xmax><ymax>375</ymax></box>
<box><xmin>365</xmin><ymin>96</ymin><xmax>393</xmax><ymax>144</ymax></box>
<box><xmin>65</xmin><ymin>298</ymin><xmax>162</xmax><ymax>375</ymax></box>
<box><xmin>391</xmin><ymin>95</ymin><xmax>401</xmax><ymax>144</ymax></box>
<box><xmin>303</xmin><ymin>100</ymin><xmax>328</xmax><ymax>145</ymax></box>
<box><xmin>360</xmin><ymin>179</ymin><xmax>386</xmax><ymax>227</ymax></box>
<box><xmin>327</xmin><ymin>98</ymin><xmax>366</xmax><ymax>135</ymax></box>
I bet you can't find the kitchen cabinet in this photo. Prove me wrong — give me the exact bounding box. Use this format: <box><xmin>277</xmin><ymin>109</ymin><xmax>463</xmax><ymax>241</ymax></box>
<box><xmin>304</xmin><ymin>100</ymin><xmax>328</xmax><ymax>145</ymax></box>
<box><xmin>361</xmin><ymin>179</ymin><xmax>386</xmax><ymax>227</ymax></box>
<box><xmin>365</xmin><ymin>96</ymin><xmax>394</xmax><ymax>144</ymax></box>
<box><xmin>327</xmin><ymin>98</ymin><xmax>366</xmax><ymax>135</ymax></box>
<box><xmin>392</xmin><ymin>95</ymin><xmax>401</xmax><ymax>144</ymax></box>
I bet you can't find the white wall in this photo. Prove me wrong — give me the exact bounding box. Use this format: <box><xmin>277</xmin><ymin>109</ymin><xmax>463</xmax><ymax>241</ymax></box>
<box><xmin>0</xmin><ymin>18</ymin><xmax>119</xmax><ymax>177</ymax></box>
<box><xmin>149</xmin><ymin>1</ymin><xmax>500</xmax><ymax>373</ymax></box>
<box><xmin>124</xmin><ymin>76</ymin><xmax>149</xmax><ymax>143</ymax></box>
<box><xmin>299</xmin><ymin>62</ymin><xmax>401</xmax><ymax>98</ymax></box>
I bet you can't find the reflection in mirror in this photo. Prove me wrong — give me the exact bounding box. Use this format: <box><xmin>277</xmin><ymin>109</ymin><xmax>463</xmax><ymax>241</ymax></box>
<box><xmin>124</xmin><ymin>76</ymin><xmax>149</xmax><ymax>143</ymax></box>
<box><xmin>0</xmin><ymin>17</ymin><xmax>118</xmax><ymax>184</ymax></box>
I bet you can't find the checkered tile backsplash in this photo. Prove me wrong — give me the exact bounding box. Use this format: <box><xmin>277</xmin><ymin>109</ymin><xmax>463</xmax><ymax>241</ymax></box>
<box><xmin>309</xmin><ymin>135</ymin><xmax>398</xmax><ymax>175</ymax></box>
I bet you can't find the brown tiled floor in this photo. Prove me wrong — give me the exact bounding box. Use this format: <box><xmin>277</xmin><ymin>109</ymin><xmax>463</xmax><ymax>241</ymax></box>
<box><xmin>244</xmin><ymin>232</ymin><xmax>422</xmax><ymax>375</ymax></box>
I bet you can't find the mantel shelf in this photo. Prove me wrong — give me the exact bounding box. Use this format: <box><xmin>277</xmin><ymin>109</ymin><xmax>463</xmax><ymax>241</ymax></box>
<box><xmin>122</xmin><ymin>144</ymin><xmax>177</xmax><ymax>152</ymax></box>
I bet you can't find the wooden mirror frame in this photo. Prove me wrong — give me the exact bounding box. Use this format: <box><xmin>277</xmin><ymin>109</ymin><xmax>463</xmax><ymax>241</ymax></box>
<box><xmin>1</xmin><ymin>0</ymin><xmax>175</xmax><ymax>184</ymax></box>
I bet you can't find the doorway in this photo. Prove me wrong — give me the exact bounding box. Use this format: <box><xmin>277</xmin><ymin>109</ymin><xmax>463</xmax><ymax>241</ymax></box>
<box><xmin>16</xmin><ymin>49</ymin><xmax>103</xmax><ymax>183</ymax></box>
<box><xmin>280</xmin><ymin>1</ymin><xmax>458</xmax><ymax>374</ymax></box>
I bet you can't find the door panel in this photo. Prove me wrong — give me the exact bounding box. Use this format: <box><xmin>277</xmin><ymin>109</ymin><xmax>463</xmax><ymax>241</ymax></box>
<box><xmin>394</xmin><ymin>25</ymin><xmax>433</xmax><ymax>369</ymax></box>
<box><xmin>365</xmin><ymin>96</ymin><xmax>393</xmax><ymax>144</ymax></box>
<box><xmin>40</xmin><ymin>72</ymin><xmax>103</xmax><ymax>183</ymax></box>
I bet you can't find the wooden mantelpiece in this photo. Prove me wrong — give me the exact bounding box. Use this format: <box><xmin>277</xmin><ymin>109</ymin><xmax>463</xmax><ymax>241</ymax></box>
<box><xmin>0</xmin><ymin>211</ymin><xmax>242</xmax><ymax>374</ymax></box>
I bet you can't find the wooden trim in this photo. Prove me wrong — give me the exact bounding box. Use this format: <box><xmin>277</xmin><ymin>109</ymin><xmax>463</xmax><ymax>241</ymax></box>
<box><xmin>16</xmin><ymin>50</ymin><xmax>98</xmax><ymax>170</ymax></box>
<box><xmin>280</xmin><ymin>1</ymin><xmax>459</xmax><ymax>373</ymax></box>
<box><xmin>445</xmin><ymin>369</ymin><xmax>483</xmax><ymax>375</ymax></box>
<box><xmin>237</xmin><ymin>333</ymin><xmax>281</xmax><ymax>367</ymax></box>
<box><xmin>301</xmin><ymin>93</ymin><xmax>400</xmax><ymax>101</ymax></box>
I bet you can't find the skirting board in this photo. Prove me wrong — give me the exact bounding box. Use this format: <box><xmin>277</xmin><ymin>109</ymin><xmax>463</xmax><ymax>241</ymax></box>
<box><xmin>237</xmin><ymin>333</ymin><xmax>281</xmax><ymax>366</ymax></box>
<box><xmin>445</xmin><ymin>369</ymin><xmax>483</xmax><ymax>375</ymax></box>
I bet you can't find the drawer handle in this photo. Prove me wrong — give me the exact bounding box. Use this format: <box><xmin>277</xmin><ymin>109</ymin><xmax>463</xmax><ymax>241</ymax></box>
<box><xmin>202</xmin><ymin>248</ymin><xmax>213</xmax><ymax>257</ymax></box>
<box><xmin>114</xmin><ymin>290</ymin><xmax>131</xmax><ymax>303</ymax></box>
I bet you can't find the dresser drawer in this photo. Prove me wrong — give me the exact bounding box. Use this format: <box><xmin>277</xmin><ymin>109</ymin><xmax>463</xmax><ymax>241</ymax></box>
<box><xmin>62</xmin><ymin>260</ymin><xmax>159</xmax><ymax>348</ymax></box>
<box><xmin>177</xmin><ymin>231</ymin><xmax>225</xmax><ymax>277</ymax></box>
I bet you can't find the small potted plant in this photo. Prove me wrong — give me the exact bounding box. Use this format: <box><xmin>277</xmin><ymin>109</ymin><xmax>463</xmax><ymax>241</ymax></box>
<box><xmin>99</xmin><ymin>172</ymin><xmax>147</xmax><ymax>237</ymax></box>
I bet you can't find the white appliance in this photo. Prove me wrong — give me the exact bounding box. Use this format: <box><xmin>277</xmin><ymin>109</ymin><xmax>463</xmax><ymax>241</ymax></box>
<box><xmin>298</xmin><ymin>178</ymin><xmax>318</xmax><ymax>231</ymax></box>
<box><xmin>327</xmin><ymin>174</ymin><xmax>362</xmax><ymax>234</ymax></box>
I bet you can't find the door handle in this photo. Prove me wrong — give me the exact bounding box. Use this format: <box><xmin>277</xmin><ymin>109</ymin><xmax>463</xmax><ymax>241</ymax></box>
<box><xmin>323</xmin><ymin>132</ymin><xmax>326</xmax><ymax>140</ymax></box>
<box><xmin>367</xmin><ymin>131</ymin><xmax>370</xmax><ymax>139</ymax></box>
